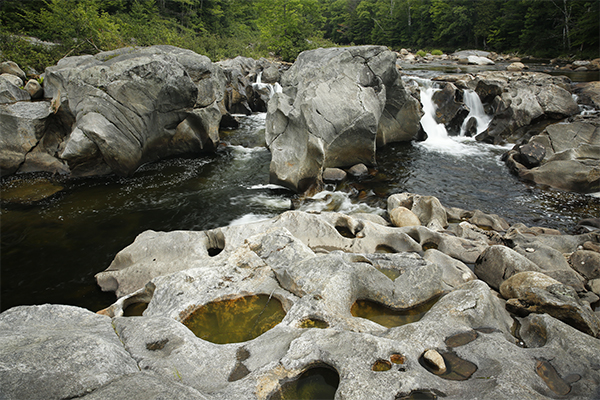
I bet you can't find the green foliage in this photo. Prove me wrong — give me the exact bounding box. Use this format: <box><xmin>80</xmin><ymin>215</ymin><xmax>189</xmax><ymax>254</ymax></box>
<box><xmin>416</xmin><ymin>49</ymin><xmax>426</xmax><ymax>57</ymax></box>
<box><xmin>431</xmin><ymin>49</ymin><xmax>443</xmax><ymax>56</ymax></box>
<box><xmin>257</xmin><ymin>0</ymin><xmax>325</xmax><ymax>61</ymax></box>
<box><xmin>1</xmin><ymin>0</ymin><xmax>598</xmax><ymax>75</ymax></box>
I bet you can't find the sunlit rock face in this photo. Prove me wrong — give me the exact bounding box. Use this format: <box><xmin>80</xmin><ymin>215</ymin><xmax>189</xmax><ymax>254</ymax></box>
<box><xmin>265</xmin><ymin>45</ymin><xmax>422</xmax><ymax>192</ymax></box>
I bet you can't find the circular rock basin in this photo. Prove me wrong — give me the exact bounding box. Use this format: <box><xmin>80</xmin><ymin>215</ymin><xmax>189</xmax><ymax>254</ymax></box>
<box><xmin>351</xmin><ymin>296</ymin><xmax>441</xmax><ymax>328</ymax></box>
<box><xmin>182</xmin><ymin>294</ymin><xmax>286</xmax><ymax>344</ymax></box>
<box><xmin>123</xmin><ymin>302</ymin><xmax>148</xmax><ymax>317</ymax></box>
<box><xmin>269</xmin><ymin>366</ymin><xmax>339</xmax><ymax>400</ymax></box>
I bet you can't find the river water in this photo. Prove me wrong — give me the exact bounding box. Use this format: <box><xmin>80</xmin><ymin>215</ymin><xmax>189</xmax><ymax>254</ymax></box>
<box><xmin>1</xmin><ymin>74</ymin><xmax>599</xmax><ymax>313</ymax></box>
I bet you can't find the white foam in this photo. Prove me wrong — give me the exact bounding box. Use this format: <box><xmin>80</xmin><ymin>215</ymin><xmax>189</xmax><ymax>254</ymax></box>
<box><xmin>298</xmin><ymin>190</ymin><xmax>385</xmax><ymax>215</ymax></box>
<box><xmin>248</xmin><ymin>183</ymin><xmax>290</xmax><ymax>190</ymax></box>
<box><xmin>228</xmin><ymin>213</ymin><xmax>273</xmax><ymax>226</ymax></box>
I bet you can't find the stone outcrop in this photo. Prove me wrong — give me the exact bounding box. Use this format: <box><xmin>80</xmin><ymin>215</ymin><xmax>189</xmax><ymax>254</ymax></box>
<box><xmin>265</xmin><ymin>46</ymin><xmax>422</xmax><ymax>192</ymax></box>
<box><xmin>472</xmin><ymin>71</ymin><xmax>579</xmax><ymax>144</ymax></box>
<box><xmin>503</xmin><ymin>114</ymin><xmax>600</xmax><ymax>193</ymax></box>
<box><xmin>3</xmin><ymin>198</ymin><xmax>600</xmax><ymax>399</ymax></box>
<box><xmin>1</xmin><ymin>46</ymin><xmax>229</xmax><ymax>177</ymax></box>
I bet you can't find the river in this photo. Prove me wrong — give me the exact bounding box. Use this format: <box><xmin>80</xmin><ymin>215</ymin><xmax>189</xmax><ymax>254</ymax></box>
<box><xmin>1</xmin><ymin>72</ymin><xmax>599</xmax><ymax>313</ymax></box>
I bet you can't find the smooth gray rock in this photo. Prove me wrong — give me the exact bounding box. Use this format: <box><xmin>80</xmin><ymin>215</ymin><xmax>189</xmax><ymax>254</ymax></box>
<box><xmin>473</xmin><ymin>72</ymin><xmax>579</xmax><ymax>144</ymax></box>
<box><xmin>265</xmin><ymin>46</ymin><xmax>421</xmax><ymax>192</ymax></box>
<box><xmin>79</xmin><ymin>372</ymin><xmax>212</xmax><ymax>400</ymax></box>
<box><xmin>0</xmin><ymin>304</ymin><xmax>138</xmax><ymax>400</ymax></box>
<box><xmin>43</xmin><ymin>45</ymin><xmax>226</xmax><ymax>177</ymax></box>
<box><xmin>474</xmin><ymin>245</ymin><xmax>542</xmax><ymax>290</ymax></box>
<box><xmin>25</xmin><ymin>78</ymin><xmax>43</xmax><ymax>99</ymax></box>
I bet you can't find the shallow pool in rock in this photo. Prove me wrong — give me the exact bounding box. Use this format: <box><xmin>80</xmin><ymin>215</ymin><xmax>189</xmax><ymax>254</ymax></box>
<box><xmin>182</xmin><ymin>294</ymin><xmax>286</xmax><ymax>344</ymax></box>
<box><xmin>350</xmin><ymin>296</ymin><xmax>441</xmax><ymax>328</ymax></box>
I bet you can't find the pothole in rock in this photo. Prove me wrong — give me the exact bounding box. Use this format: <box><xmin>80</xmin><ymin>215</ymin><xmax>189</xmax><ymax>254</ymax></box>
<box><xmin>375</xmin><ymin>244</ymin><xmax>398</xmax><ymax>254</ymax></box>
<box><xmin>269</xmin><ymin>365</ymin><xmax>339</xmax><ymax>400</ymax></box>
<box><xmin>123</xmin><ymin>302</ymin><xmax>148</xmax><ymax>316</ymax></box>
<box><xmin>535</xmin><ymin>359</ymin><xmax>574</xmax><ymax>396</ymax></box>
<box><xmin>351</xmin><ymin>296</ymin><xmax>441</xmax><ymax>328</ymax></box>
<box><xmin>335</xmin><ymin>225</ymin><xmax>356</xmax><ymax>238</ymax></box>
<box><xmin>206</xmin><ymin>230</ymin><xmax>225</xmax><ymax>257</ymax></box>
<box><xmin>419</xmin><ymin>350</ymin><xmax>477</xmax><ymax>381</ymax></box>
<box><xmin>395</xmin><ymin>389</ymin><xmax>445</xmax><ymax>400</ymax></box>
<box><xmin>421</xmin><ymin>241</ymin><xmax>438</xmax><ymax>251</ymax></box>
<box><xmin>375</xmin><ymin>267</ymin><xmax>402</xmax><ymax>281</ymax></box>
<box><xmin>182</xmin><ymin>294</ymin><xmax>286</xmax><ymax>344</ymax></box>
<box><xmin>298</xmin><ymin>318</ymin><xmax>329</xmax><ymax>329</ymax></box>
<box><xmin>372</xmin><ymin>359</ymin><xmax>392</xmax><ymax>371</ymax></box>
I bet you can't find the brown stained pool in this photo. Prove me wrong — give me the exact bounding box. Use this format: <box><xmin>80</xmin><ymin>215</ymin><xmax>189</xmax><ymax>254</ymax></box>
<box><xmin>182</xmin><ymin>294</ymin><xmax>286</xmax><ymax>344</ymax></box>
<box><xmin>351</xmin><ymin>296</ymin><xmax>441</xmax><ymax>328</ymax></box>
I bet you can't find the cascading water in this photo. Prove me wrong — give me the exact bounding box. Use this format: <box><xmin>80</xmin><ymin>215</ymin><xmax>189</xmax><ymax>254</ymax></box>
<box><xmin>460</xmin><ymin>90</ymin><xmax>492</xmax><ymax>136</ymax></box>
<box><xmin>253</xmin><ymin>71</ymin><xmax>282</xmax><ymax>99</ymax></box>
<box><xmin>404</xmin><ymin>76</ymin><xmax>495</xmax><ymax>156</ymax></box>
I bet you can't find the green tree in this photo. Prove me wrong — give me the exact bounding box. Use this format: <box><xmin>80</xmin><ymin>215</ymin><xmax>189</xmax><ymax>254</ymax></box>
<box><xmin>257</xmin><ymin>0</ymin><xmax>324</xmax><ymax>61</ymax></box>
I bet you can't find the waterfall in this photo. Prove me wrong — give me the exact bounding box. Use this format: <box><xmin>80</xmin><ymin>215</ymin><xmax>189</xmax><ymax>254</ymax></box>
<box><xmin>403</xmin><ymin>76</ymin><xmax>494</xmax><ymax>156</ymax></box>
<box><xmin>460</xmin><ymin>90</ymin><xmax>492</xmax><ymax>136</ymax></box>
<box><xmin>253</xmin><ymin>71</ymin><xmax>278</xmax><ymax>98</ymax></box>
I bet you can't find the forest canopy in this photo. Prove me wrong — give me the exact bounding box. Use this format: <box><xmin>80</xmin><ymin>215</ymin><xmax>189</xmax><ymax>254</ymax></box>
<box><xmin>1</xmin><ymin>0</ymin><xmax>598</xmax><ymax>72</ymax></box>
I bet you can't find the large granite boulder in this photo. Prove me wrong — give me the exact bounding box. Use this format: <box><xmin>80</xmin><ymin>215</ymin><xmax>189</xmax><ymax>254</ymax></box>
<box><xmin>0</xmin><ymin>46</ymin><xmax>228</xmax><ymax>178</ymax></box>
<box><xmin>43</xmin><ymin>45</ymin><xmax>226</xmax><ymax>177</ymax></box>
<box><xmin>504</xmin><ymin>115</ymin><xmax>600</xmax><ymax>193</ymax></box>
<box><xmin>265</xmin><ymin>46</ymin><xmax>422</xmax><ymax>192</ymax></box>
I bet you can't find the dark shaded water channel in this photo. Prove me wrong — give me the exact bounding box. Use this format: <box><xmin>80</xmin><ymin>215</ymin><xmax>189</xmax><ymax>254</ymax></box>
<box><xmin>2</xmin><ymin>77</ymin><xmax>599</xmax><ymax>313</ymax></box>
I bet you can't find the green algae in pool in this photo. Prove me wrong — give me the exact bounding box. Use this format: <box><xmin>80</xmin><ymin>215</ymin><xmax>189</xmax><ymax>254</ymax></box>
<box><xmin>183</xmin><ymin>294</ymin><xmax>286</xmax><ymax>344</ymax></box>
<box><xmin>351</xmin><ymin>296</ymin><xmax>440</xmax><ymax>328</ymax></box>
<box><xmin>299</xmin><ymin>318</ymin><xmax>329</xmax><ymax>329</ymax></box>
<box><xmin>269</xmin><ymin>366</ymin><xmax>339</xmax><ymax>400</ymax></box>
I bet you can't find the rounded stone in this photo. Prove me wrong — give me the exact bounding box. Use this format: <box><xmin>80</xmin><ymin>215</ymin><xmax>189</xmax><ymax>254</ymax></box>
<box><xmin>348</xmin><ymin>163</ymin><xmax>369</xmax><ymax>177</ymax></box>
<box><xmin>423</xmin><ymin>349</ymin><xmax>446</xmax><ymax>374</ymax></box>
<box><xmin>389</xmin><ymin>206</ymin><xmax>421</xmax><ymax>228</ymax></box>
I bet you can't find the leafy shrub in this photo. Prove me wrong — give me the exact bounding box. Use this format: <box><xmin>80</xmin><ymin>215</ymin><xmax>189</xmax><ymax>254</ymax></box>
<box><xmin>416</xmin><ymin>50</ymin><xmax>426</xmax><ymax>57</ymax></box>
<box><xmin>431</xmin><ymin>49</ymin><xmax>443</xmax><ymax>56</ymax></box>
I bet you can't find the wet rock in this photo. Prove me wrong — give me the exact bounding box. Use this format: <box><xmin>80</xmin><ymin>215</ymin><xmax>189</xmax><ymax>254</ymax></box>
<box><xmin>265</xmin><ymin>46</ymin><xmax>422</xmax><ymax>192</ymax></box>
<box><xmin>500</xmin><ymin>271</ymin><xmax>600</xmax><ymax>337</ymax></box>
<box><xmin>322</xmin><ymin>167</ymin><xmax>346</xmax><ymax>182</ymax></box>
<box><xmin>0</xmin><ymin>305</ymin><xmax>139</xmax><ymax>400</ymax></box>
<box><xmin>473</xmin><ymin>72</ymin><xmax>579</xmax><ymax>144</ymax></box>
<box><xmin>514</xmin><ymin>141</ymin><xmax>545</xmax><ymax>168</ymax></box>
<box><xmin>535</xmin><ymin>359</ymin><xmax>571</xmax><ymax>395</ymax></box>
<box><xmin>431</xmin><ymin>82</ymin><xmax>468</xmax><ymax>132</ymax></box>
<box><xmin>569</xmin><ymin>250</ymin><xmax>600</xmax><ymax>280</ymax></box>
<box><xmin>348</xmin><ymin>163</ymin><xmax>369</xmax><ymax>177</ymax></box>
<box><xmin>513</xmin><ymin>242</ymin><xmax>571</xmax><ymax>271</ymax></box>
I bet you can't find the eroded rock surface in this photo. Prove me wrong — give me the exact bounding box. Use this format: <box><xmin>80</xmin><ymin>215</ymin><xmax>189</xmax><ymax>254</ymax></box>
<box><xmin>265</xmin><ymin>45</ymin><xmax>422</xmax><ymax>192</ymax></box>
